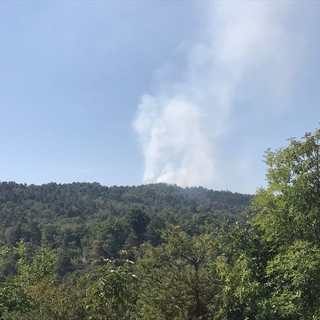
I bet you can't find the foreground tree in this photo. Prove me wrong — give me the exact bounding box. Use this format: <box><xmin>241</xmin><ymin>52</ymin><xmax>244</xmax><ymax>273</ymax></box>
<box><xmin>83</xmin><ymin>257</ymin><xmax>138</xmax><ymax>320</ymax></box>
<box><xmin>265</xmin><ymin>240</ymin><xmax>320</xmax><ymax>319</ymax></box>
<box><xmin>135</xmin><ymin>225</ymin><xmax>220</xmax><ymax>319</ymax></box>
<box><xmin>251</xmin><ymin>129</ymin><xmax>320</xmax><ymax>319</ymax></box>
<box><xmin>252</xmin><ymin>130</ymin><xmax>320</xmax><ymax>247</ymax></box>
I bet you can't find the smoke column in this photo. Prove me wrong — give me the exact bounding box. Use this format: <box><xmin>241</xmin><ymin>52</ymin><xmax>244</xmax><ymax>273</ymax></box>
<box><xmin>133</xmin><ymin>1</ymin><xmax>300</xmax><ymax>189</ymax></box>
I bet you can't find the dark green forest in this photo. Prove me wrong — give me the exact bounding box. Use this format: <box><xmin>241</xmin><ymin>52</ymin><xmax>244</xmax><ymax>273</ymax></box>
<box><xmin>1</xmin><ymin>130</ymin><xmax>320</xmax><ymax>319</ymax></box>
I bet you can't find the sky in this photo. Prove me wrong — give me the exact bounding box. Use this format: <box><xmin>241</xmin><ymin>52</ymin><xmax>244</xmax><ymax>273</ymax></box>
<box><xmin>1</xmin><ymin>1</ymin><xmax>320</xmax><ymax>194</ymax></box>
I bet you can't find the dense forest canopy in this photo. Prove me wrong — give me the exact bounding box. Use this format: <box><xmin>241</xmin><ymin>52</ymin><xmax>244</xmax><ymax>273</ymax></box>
<box><xmin>1</xmin><ymin>129</ymin><xmax>320</xmax><ymax>319</ymax></box>
<box><xmin>0</xmin><ymin>182</ymin><xmax>250</xmax><ymax>249</ymax></box>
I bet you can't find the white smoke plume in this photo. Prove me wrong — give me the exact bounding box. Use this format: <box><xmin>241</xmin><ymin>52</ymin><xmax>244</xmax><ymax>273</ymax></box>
<box><xmin>134</xmin><ymin>95</ymin><xmax>214</xmax><ymax>187</ymax></box>
<box><xmin>133</xmin><ymin>2</ymin><xmax>302</xmax><ymax>190</ymax></box>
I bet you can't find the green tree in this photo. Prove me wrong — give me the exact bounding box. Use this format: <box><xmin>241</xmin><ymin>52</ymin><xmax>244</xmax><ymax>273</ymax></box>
<box><xmin>213</xmin><ymin>253</ymin><xmax>262</xmax><ymax>320</ymax></box>
<box><xmin>251</xmin><ymin>129</ymin><xmax>320</xmax><ymax>319</ymax></box>
<box><xmin>83</xmin><ymin>258</ymin><xmax>138</xmax><ymax>320</ymax></box>
<box><xmin>95</xmin><ymin>218</ymin><xmax>128</xmax><ymax>259</ymax></box>
<box><xmin>126</xmin><ymin>209</ymin><xmax>150</xmax><ymax>242</ymax></box>
<box><xmin>265</xmin><ymin>240</ymin><xmax>320</xmax><ymax>319</ymax></box>
<box><xmin>136</xmin><ymin>225</ymin><xmax>219</xmax><ymax>319</ymax></box>
<box><xmin>252</xmin><ymin>130</ymin><xmax>320</xmax><ymax>247</ymax></box>
<box><xmin>0</xmin><ymin>241</ymin><xmax>82</xmax><ymax>320</ymax></box>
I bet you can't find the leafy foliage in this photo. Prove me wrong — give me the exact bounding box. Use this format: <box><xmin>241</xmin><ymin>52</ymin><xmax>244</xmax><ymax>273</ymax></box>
<box><xmin>1</xmin><ymin>129</ymin><xmax>320</xmax><ymax>319</ymax></box>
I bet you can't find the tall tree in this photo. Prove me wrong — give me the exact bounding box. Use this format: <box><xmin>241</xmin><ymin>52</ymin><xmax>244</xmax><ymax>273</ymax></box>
<box><xmin>136</xmin><ymin>225</ymin><xmax>220</xmax><ymax>319</ymax></box>
<box><xmin>251</xmin><ymin>129</ymin><xmax>320</xmax><ymax>319</ymax></box>
<box><xmin>252</xmin><ymin>129</ymin><xmax>320</xmax><ymax>247</ymax></box>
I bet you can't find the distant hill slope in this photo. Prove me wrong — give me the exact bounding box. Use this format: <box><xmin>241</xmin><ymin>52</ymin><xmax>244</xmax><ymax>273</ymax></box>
<box><xmin>0</xmin><ymin>181</ymin><xmax>251</xmax><ymax>223</ymax></box>
<box><xmin>0</xmin><ymin>182</ymin><xmax>252</xmax><ymax>264</ymax></box>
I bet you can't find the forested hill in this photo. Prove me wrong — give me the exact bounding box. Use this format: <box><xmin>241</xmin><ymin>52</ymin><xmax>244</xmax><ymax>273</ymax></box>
<box><xmin>0</xmin><ymin>181</ymin><xmax>253</xmax><ymax>319</ymax></box>
<box><xmin>0</xmin><ymin>181</ymin><xmax>251</xmax><ymax>263</ymax></box>
<box><xmin>0</xmin><ymin>181</ymin><xmax>251</xmax><ymax>227</ymax></box>
<box><xmin>2</xmin><ymin>131</ymin><xmax>320</xmax><ymax>320</ymax></box>
<box><xmin>0</xmin><ymin>181</ymin><xmax>251</xmax><ymax>215</ymax></box>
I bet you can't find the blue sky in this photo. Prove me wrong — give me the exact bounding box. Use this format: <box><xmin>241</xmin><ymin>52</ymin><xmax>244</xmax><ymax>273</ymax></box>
<box><xmin>1</xmin><ymin>1</ymin><xmax>320</xmax><ymax>194</ymax></box>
